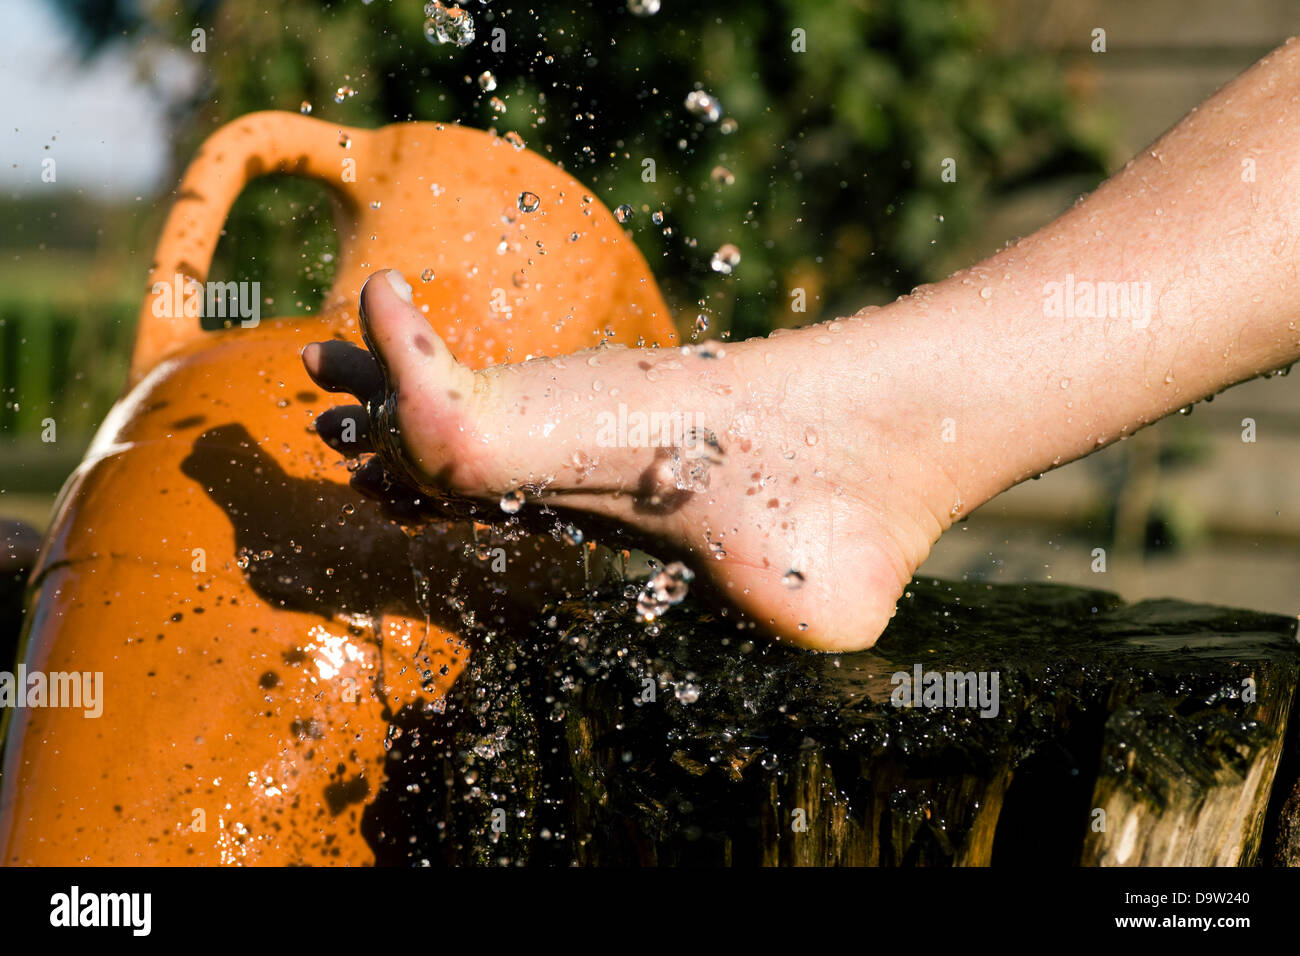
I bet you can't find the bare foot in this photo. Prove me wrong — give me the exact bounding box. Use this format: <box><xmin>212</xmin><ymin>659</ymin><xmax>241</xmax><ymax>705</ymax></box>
<box><xmin>304</xmin><ymin>268</ymin><xmax>993</xmax><ymax>651</ymax></box>
<box><xmin>308</xmin><ymin>40</ymin><xmax>1300</xmax><ymax>650</ymax></box>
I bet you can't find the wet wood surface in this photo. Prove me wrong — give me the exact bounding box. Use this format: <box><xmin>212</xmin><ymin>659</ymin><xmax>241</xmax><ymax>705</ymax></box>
<box><xmin>406</xmin><ymin>578</ymin><xmax>1300</xmax><ymax>866</ymax></box>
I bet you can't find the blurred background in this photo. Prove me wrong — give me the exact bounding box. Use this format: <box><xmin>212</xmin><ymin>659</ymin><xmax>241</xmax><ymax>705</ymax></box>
<box><xmin>1</xmin><ymin>0</ymin><xmax>1297</xmax><ymax>616</ymax></box>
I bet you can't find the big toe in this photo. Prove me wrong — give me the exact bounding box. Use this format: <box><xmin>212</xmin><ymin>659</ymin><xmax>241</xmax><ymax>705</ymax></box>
<box><xmin>359</xmin><ymin>269</ymin><xmax>463</xmax><ymax>393</ymax></box>
<box><xmin>357</xmin><ymin>268</ymin><xmax>484</xmax><ymax>490</ymax></box>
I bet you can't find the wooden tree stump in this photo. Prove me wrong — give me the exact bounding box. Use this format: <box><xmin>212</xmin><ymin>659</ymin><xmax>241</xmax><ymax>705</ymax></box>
<box><xmin>371</xmin><ymin>578</ymin><xmax>1300</xmax><ymax>866</ymax></box>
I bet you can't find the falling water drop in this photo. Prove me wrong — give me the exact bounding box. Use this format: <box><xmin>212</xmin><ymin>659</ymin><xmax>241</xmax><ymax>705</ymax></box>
<box><xmin>477</xmin><ymin>70</ymin><xmax>497</xmax><ymax>92</ymax></box>
<box><xmin>684</xmin><ymin>90</ymin><xmax>722</xmax><ymax>123</ymax></box>
<box><xmin>424</xmin><ymin>1</ymin><xmax>476</xmax><ymax>47</ymax></box>
<box><xmin>499</xmin><ymin>489</ymin><xmax>525</xmax><ymax>514</ymax></box>
<box><xmin>636</xmin><ymin>561</ymin><xmax>694</xmax><ymax>621</ymax></box>
<box><xmin>614</xmin><ymin>203</ymin><xmax>634</xmax><ymax>223</ymax></box>
<box><xmin>710</xmin><ymin>243</ymin><xmax>741</xmax><ymax>274</ymax></box>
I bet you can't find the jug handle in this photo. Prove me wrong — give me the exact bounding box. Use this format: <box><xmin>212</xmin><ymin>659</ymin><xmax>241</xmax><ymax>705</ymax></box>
<box><xmin>128</xmin><ymin>111</ymin><xmax>368</xmax><ymax>385</ymax></box>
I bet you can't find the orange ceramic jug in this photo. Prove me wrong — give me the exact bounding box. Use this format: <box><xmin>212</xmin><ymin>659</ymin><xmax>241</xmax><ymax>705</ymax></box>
<box><xmin>0</xmin><ymin>110</ymin><xmax>675</xmax><ymax>865</ymax></box>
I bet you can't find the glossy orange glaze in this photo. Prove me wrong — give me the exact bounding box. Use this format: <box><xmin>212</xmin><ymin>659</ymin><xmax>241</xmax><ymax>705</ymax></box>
<box><xmin>0</xmin><ymin>111</ymin><xmax>675</xmax><ymax>864</ymax></box>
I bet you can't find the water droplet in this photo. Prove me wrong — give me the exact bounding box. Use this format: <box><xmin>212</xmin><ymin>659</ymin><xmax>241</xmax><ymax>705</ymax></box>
<box><xmin>338</xmin><ymin>133</ymin><xmax>351</xmax><ymax>149</ymax></box>
<box><xmin>571</xmin><ymin>449</ymin><xmax>595</xmax><ymax>476</ymax></box>
<box><xmin>627</xmin><ymin>0</ymin><xmax>661</xmax><ymax>15</ymax></box>
<box><xmin>636</xmin><ymin>561</ymin><xmax>694</xmax><ymax>621</ymax></box>
<box><xmin>489</xmin><ymin>96</ymin><xmax>506</xmax><ymax>115</ymax></box>
<box><xmin>651</xmin><ymin>210</ymin><xmax>665</xmax><ymax>225</ymax></box>
<box><xmin>1178</xmin><ymin>404</ymin><xmax>1194</xmax><ymax>415</ymax></box>
<box><xmin>804</xmin><ymin>427</ymin><xmax>818</xmax><ymax>446</ymax></box>
<box><xmin>504</xmin><ymin>130</ymin><xmax>525</xmax><ymax>150</ymax></box>
<box><xmin>1059</xmin><ymin>378</ymin><xmax>1070</xmax><ymax>389</ymax></box>
<box><xmin>719</xmin><ymin>117</ymin><xmax>738</xmax><ymax>134</ymax></box>
<box><xmin>979</xmin><ymin>286</ymin><xmax>993</xmax><ymax>300</ymax></box>
<box><xmin>421</xmin><ymin>268</ymin><xmax>435</xmax><ymax>282</ymax></box>
<box><xmin>518</xmin><ymin>191</ymin><xmax>541</xmax><ymax>213</ymax></box>
<box><xmin>424</xmin><ymin>1</ymin><xmax>476</xmax><ymax>47</ymax></box>
<box><xmin>710</xmin><ymin>165</ymin><xmax>735</xmax><ymax>186</ymax></box>
<box><xmin>710</xmin><ymin>243</ymin><xmax>741</xmax><ymax>274</ymax></box>
<box><xmin>299</xmin><ymin>101</ymin><xmax>312</xmax><ymax>115</ymax></box>
<box><xmin>334</xmin><ymin>85</ymin><xmax>356</xmax><ymax>104</ymax></box>
<box><xmin>499</xmin><ymin>489</ymin><xmax>525</xmax><ymax>514</ymax></box>
<box><xmin>477</xmin><ymin>70</ymin><xmax>497</xmax><ymax>92</ymax></box>
<box><xmin>614</xmin><ymin>203</ymin><xmax>634</xmax><ymax>223</ymax></box>
<box><xmin>694</xmin><ymin>313</ymin><xmax>710</xmax><ymax>334</ymax></box>
<box><xmin>369</xmin><ymin>200</ymin><xmax>382</xmax><ymax>210</ymax></box>
<box><xmin>782</xmin><ymin>570</ymin><xmax>805</xmax><ymax>589</ymax></box>
<box><xmin>684</xmin><ymin>89</ymin><xmax>722</xmax><ymax>123</ymax></box>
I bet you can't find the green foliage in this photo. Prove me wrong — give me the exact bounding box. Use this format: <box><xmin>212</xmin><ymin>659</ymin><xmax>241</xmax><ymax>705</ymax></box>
<box><xmin>61</xmin><ymin>0</ymin><xmax>1110</xmax><ymax>339</ymax></box>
